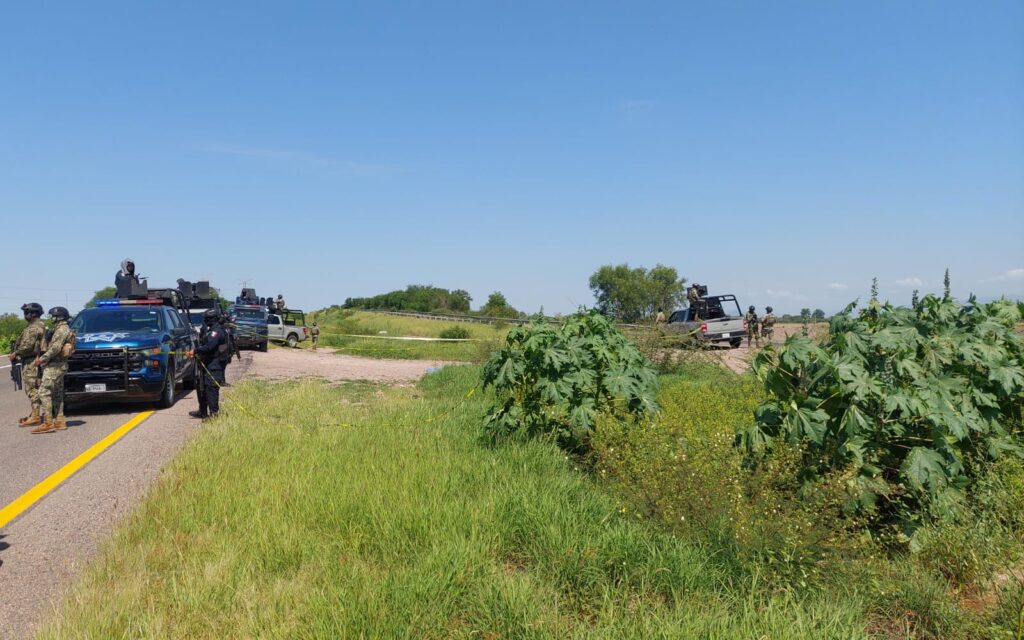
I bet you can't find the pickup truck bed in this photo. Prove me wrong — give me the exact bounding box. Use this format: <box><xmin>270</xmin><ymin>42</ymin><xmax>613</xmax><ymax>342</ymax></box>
<box><xmin>664</xmin><ymin>294</ymin><xmax>747</xmax><ymax>348</ymax></box>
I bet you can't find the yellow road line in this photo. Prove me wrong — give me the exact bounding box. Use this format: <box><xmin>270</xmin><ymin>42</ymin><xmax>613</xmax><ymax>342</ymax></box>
<box><xmin>0</xmin><ymin>410</ymin><xmax>155</xmax><ymax>529</ymax></box>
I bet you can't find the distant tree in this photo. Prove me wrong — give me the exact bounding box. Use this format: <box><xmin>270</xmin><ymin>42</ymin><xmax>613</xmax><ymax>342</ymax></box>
<box><xmin>800</xmin><ymin>308</ymin><xmax>811</xmax><ymax>336</ymax></box>
<box><xmin>812</xmin><ymin>308</ymin><xmax>826</xmax><ymax>321</ymax></box>
<box><xmin>480</xmin><ymin>291</ymin><xmax>521</xmax><ymax>318</ymax></box>
<box><xmin>85</xmin><ymin>287</ymin><xmax>117</xmax><ymax>308</ymax></box>
<box><xmin>589</xmin><ymin>263</ymin><xmax>687</xmax><ymax>323</ymax></box>
<box><xmin>450</xmin><ymin>289</ymin><xmax>472</xmax><ymax>314</ymax></box>
<box><xmin>343</xmin><ymin>285</ymin><xmax>472</xmax><ymax>314</ymax></box>
<box><xmin>911</xmin><ymin>289</ymin><xmax>920</xmax><ymax>308</ymax></box>
<box><xmin>943</xmin><ymin>268</ymin><xmax>951</xmax><ymax>300</ymax></box>
<box><xmin>870</xmin><ymin>278</ymin><xmax>879</xmax><ymax>303</ymax></box>
<box><xmin>800</xmin><ymin>307</ymin><xmax>811</xmax><ymax>319</ymax></box>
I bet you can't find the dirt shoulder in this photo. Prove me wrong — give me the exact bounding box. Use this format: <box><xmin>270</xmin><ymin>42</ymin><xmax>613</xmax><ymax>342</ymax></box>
<box><xmin>248</xmin><ymin>347</ymin><xmax>453</xmax><ymax>383</ymax></box>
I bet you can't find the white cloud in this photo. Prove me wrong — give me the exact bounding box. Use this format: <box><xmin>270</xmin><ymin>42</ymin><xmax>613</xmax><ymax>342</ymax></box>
<box><xmin>895</xmin><ymin>277</ymin><xmax>923</xmax><ymax>287</ymax></box>
<box><xmin>989</xmin><ymin>268</ymin><xmax>1024</xmax><ymax>282</ymax></box>
<box><xmin>827</xmin><ymin>282</ymin><xmax>848</xmax><ymax>290</ymax></box>
<box><xmin>765</xmin><ymin>288</ymin><xmax>807</xmax><ymax>301</ymax></box>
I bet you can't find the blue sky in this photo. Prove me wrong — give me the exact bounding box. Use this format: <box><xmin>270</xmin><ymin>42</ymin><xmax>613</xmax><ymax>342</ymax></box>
<box><xmin>2</xmin><ymin>1</ymin><xmax>1022</xmax><ymax>316</ymax></box>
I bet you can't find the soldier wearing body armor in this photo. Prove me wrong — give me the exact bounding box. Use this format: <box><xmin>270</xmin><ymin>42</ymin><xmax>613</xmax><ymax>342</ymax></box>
<box><xmin>11</xmin><ymin>302</ymin><xmax>46</xmax><ymax>427</ymax></box>
<box><xmin>32</xmin><ymin>307</ymin><xmax>75</xmax><ymax>434</ymax></box>
<box><xmin>761</xmin><ymin>306</ymin><xmax>776</xmax><ymax>344</ymax></box>
<box><xmin>275</xmin><ymin>294</ymin><xmax>286</xmax><ymax>313</ymax></box>
<box><xmin>310</xmin><ymin>322</ymin><xmax>320</xmax><ymax>350</ymax></box>
<box><xmin>190</xmin><ymin>308</ymin><xmax>228</xmax><ymax>420</ymax></box>
<box><xmin>744</xmin><ymin>305</ymin><xmax>761</xmax><ymax>349</ymax></box>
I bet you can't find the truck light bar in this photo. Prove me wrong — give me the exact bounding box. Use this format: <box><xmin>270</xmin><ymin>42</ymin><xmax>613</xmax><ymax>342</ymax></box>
<box><xmin>96</xmin><ymin>299</ymin><xmax>165</xmax><ymax>307</ymax></box>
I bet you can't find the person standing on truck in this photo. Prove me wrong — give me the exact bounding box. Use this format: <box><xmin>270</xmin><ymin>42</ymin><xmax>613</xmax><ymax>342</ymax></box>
<box><xmin>275</xmin><ymin>294</ymin><xmax>286</xmax><ymax>313</ymax></box>
<box><xmin>11</xmin><ymin>302</ymin><xmax>46</xmax><ymax>427</ymax></box>
<box><xmin>190</xmin><ymin>308</ymin><xmax>228</xmax><ymax>420</ymax></box>
<box><xmin>31</xmin><ymin>307</ymin><xmax>74</xmax><ymax>434</ymax></box>
<box><xmin>310</xmin><ymin>323</ymin><xmax>320</xmax><ymax>350</ymax></box>
<box><xmin>761</xmin><ymin>306</ymin><xmax>776</xmax><ymax>345</ymax></box>
<box><xmin>114</xmin><ymin>258</ymin><xmax>141</xmax><ymax>295</ymax></box>
<box><xmin>744</xmin><ymin>305</ymin><xmax>761</xmax><ymax>349</ymax></box>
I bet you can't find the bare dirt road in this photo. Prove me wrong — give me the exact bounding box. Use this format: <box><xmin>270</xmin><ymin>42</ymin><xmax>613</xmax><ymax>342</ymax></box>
<box><xmin>0</xmin><ymin>348</ymin><xmax>443</xmax><ymax>639</ymax></box>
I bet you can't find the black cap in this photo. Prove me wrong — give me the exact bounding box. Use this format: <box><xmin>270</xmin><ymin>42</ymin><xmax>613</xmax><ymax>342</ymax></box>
<box><xmin>203</xmin><ymin>308</ymin><xmax>220</xmax><ymax>323</ymax></box>
<box><xmin>48</xmin><ymin>306</ymin><xmax>70</xmax><ymax>320</ymax></box>
<box><xmin>748</xmin><ymin>305</ymin><xmax>755</xmax><ymax>312</ymax></box>
<box><xmin>21</xmin><ymin>302</ymin><xmax>43</xmax><ymax>316</ymax></box>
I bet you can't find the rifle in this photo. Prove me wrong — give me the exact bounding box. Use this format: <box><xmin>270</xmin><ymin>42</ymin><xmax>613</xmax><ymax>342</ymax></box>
<box><xmin>10</xmin><ymin>356</ymin><xmax>22</xmax><ymax>391</ymax></box>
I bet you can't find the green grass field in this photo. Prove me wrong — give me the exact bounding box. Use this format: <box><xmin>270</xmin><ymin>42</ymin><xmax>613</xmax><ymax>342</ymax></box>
<box><xmin>306</xmin><ymin>309</ymin><xmax>511</xmax><ymax>362</ymax></box>
<box><xmin>39</xmin><ymin>367</ymin><xmax>873</xmax><ymax>639</ymax></box>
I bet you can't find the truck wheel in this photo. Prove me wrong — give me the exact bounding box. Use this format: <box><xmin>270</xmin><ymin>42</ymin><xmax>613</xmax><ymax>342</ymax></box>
<box><xmin>258</xmin><ymin>340</ymin><xmax>268</xmax><ymax>352</ymax></box>
<box><xmin>157</xmin><ymin>360</ymin><xmax>176</xmax><ymax>409</ymax></box>
<box><xmin>730</xmin><ymin>338</ymin><xmax>742</xmax><ymax>349</ymax></box>
<box><xmin>286</xmin><ymin>333</ymin><xmax>298</xmax><ymax>348</ymax></box>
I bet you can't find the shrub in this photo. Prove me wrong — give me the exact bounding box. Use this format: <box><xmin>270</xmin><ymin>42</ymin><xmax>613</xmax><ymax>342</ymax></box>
<box><xmin>739</xmin><ymin>294</ymin><xmax>1024</xmax><ymax>535</ymax></box>
<box><xmin>439</xmin><ymin>326</ymin><xmax>472</xmax><ymax>340</ymax></box>
<box><xmin>481</xmin><ymin>309</ymin><xmax>658</xmax><ymax>452</ymax></box>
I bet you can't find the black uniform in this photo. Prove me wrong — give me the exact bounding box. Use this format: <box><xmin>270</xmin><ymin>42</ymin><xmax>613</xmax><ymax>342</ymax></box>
<box><xmin>195</xmin><ymin>321</ymin><xmax>228</xmax><ymax>416</ymax></box>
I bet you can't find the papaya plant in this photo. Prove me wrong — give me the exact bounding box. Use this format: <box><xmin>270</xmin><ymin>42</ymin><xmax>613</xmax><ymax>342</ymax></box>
<box><xmin>481</xmin><ymin>309</ymin><xmax>658</xmax><ymax>452</ymax></box>
<box><xmin>738</xmin><ymin>293</ymin><xmax>1024</xmax><ymax>531</ymax></box>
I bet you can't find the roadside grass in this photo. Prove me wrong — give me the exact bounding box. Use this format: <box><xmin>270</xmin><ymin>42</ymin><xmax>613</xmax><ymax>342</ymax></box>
<box><xmin>595</xmin><ymin>361</ymin><xmax>1024</xmax><ymax>638</ymax></box>
<box><xmin>307</xmin><ymin>309</ymin><xmax>508</xmax><ymax>362</ymax></box>
<box><xmin>39</xmin><ymin>366</ymin><xmax>870</xmax><ymax>639</ymax></box>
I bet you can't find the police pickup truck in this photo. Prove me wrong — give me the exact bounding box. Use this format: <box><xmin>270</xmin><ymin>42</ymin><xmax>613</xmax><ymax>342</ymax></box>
<box><xmin>267</xmin><ymin>309</ymin><xmax>308</xmax><ymax>348</ymax></box>
<box><xmin>665</xmin><ymin>294</ymin><xmax>747</xmax><ymax>348</ymax></box>
<box><xmin>227</xmin><ymin>303</ymin><xmax>269</xmax><ymax>352</ymax></box>
<box><xmin>66</xmin><ymin>290</ymin><xmax>198</xmax><ymax>408</ymax></box>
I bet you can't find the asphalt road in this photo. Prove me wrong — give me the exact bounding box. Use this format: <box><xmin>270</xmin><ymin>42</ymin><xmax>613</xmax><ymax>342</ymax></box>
<box><xmin>0</xmin><ymin>355</ymin><xmax>252</xmax><ymax>639</ymax></box>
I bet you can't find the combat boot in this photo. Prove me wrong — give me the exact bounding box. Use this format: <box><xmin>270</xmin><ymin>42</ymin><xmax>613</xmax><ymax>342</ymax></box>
<box><xmin>20</xmin><ymin>410</ymin><xmax>42</xmax><ymax>427</ymax></box>
<box><xmin>31</xmin><ymin>417</ymin><xmax>57</xmax><ymax>434</ymax></box>
<box><xmin>53</xmin><ymin>416</ymin><xmax>68</xmax><ymax>431</ymax></box>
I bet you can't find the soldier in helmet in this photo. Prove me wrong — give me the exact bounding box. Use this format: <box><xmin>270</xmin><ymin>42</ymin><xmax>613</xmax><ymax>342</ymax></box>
<box><xmin>310</xmin><ymin>322</ymin><xmax>320</xmax><ymax>350</ymax></box>
<box><xmin>761</xmin><ymin>306</ymin><xmax>776</xmax><ymax>345</ymax></box>
<box><xmin>11</xmin><ymin>302</ymin><xmax>46</xmax><ymax>427</ymax></box>
<box><xmin>744</xmin><ymin>305</ymin><xmax>761</xmax><ymax>349</ymax></box>
<box><xmin>190</xmin><ymin>308</ymin><xmax>228</xmax><ymax>420</ymax></box>
<box><xmin>32</xmin><ymin>306</ymin><xmax>74</xmax><ymax>434</ymax></box>
<box><xmin>275</xmin><ymin>294</ymin><xmax>286</xmax><ymax>313</ymax></box>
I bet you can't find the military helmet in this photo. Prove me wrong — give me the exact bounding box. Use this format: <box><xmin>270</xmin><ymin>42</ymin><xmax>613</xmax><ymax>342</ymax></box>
<box><xmin>766</xmin><ymin>306</ymin><xmax>773</xmax><ymax>313</ymax></box>
<box><xmin>203</xmin><ymin>308</ymin><xmax>220</xmax><ymax>323</ymax></box>
<box><xmin>748</xmin><ymin>305</ymin><xmax>755</xmax><ymax>313</ymax></box>
<box><xmin>48</xmin><ymin>306</ymin><xmax>70</xmax><ymax>320</ymax></box>
<box><xmin>21</xmin><ymin>302</ymin><xmax>44</xmax><ymax>317</ymax></box>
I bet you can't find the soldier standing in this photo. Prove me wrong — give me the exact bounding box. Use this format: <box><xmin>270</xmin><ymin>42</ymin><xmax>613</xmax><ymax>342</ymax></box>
<box><xmin>275</xmin><ymin>294</ymin><xmax>286</xmax><ymax>313</ymax></box>
<box><xmin>11</xmin><ymin>302</ymin><xmax>46</xmax><ymax>427</ymax></box>
<box><xmin>655</xmin><ymin>308</ymin><xmax>666</xmax><ymax>324</ymax></box>
<box><xmin>190</xmin><ymin>308</ymin><xmax>228</xmax><ymax>420</ymax></box>
<box><xmin>744</xmin><ymin>305</ymin><xmax>761</xmax><ymax>349</ymax></box>
<box><xmin>761</xmin><ymin>306</ymin><xmax>776</xmax><ymax>345</ymax></box>
<box><xmin>32</xmin><ymin>307</ymin><xmax>74</xmax><ymax>434</ymax></box>
<box><xmin>310</xmin><ymin>322</ymin><xmax>320</xmax><ymax>350</ymax></box>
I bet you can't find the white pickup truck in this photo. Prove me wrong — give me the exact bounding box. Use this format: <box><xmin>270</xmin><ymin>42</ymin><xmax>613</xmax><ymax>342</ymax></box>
<box><xmin>267</xmin><ymin>309</ymin><xmax>308</xmax><ymax>348</ymax></box>
<box><xmin>665</xmin><ymin>294</ymin><xmax>747</xmax><ymax>348</ymax></box>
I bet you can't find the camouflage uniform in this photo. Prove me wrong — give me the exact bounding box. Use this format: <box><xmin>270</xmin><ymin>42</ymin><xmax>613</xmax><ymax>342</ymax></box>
<box><xmin>310</xmin><ymin>324</ymin><xmax>320</xmax><ymax>349</ymax></box>
<box><xmin>761</xmin><ymin>312</ymin><xmax>776</xmax><ymax>343</ymax></box>
<box><xmin>744</xmin><ymin>311</ymin><xmax>761</xmax><ymax>348</ymax></box>
<box><xmin>14</xmin><ymin>318</ymin><xmax>46</xmax><ymax>420</ymax></box>
<box><xmin>38</xmin><ymin>320</ymin><xmax>73</xmax><ymax>423</ymax></box>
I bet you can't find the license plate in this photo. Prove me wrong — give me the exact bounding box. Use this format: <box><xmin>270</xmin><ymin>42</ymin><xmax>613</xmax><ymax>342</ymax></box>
<box><xmin>722</xmin><ymin>333</ymin><xmax>731</xmax><ymax>338</ymax></box>
<box><xmin>85</xmin><ymin>383</ymin><xmax>107</xmax><ymax>393</ymax></box>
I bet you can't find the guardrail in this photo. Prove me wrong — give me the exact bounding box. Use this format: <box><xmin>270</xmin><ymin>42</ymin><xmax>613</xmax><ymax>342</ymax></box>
<box><xmin>353</xmin><ymin>309</ymin><xmax>654</xmax><ymax>331</ymax></box>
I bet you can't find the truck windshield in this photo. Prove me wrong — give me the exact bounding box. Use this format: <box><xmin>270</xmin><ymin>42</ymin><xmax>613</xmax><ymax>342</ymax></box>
<box><xmin>233</xmin><ymin>308</ymin><xmax>266</xmax><ymax>321</ymax></box>
<box><xmin>72</xmin><ymin>307</ymin><xmax>165</xmax><ymax>334</ymax></box>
